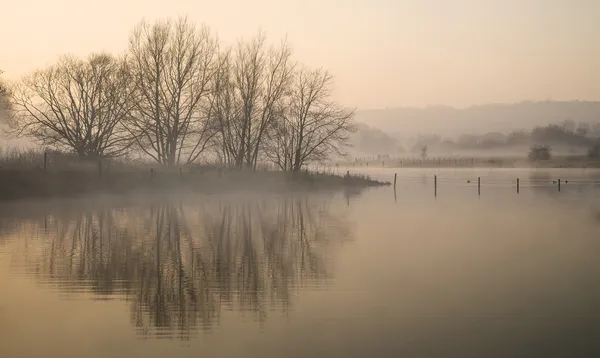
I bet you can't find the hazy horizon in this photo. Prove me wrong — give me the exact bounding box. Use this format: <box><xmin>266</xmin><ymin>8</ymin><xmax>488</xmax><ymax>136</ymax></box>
<box><xmin>2</xmin><ymin>0</ymin><xmax>599</xmax><ymax>109</ymax></box>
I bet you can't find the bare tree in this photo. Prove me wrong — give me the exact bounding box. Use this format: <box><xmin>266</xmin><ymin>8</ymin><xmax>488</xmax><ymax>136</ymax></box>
<box><xmin>8</xmin><ymin>54</ymin><xmax>134</xmax><ymax>157</ymax></box>
<box><xmin>0</xmin><ymin>69</ymin><xmax>6</xmax><ymax>97</ymax></box>
<box><xmin>207</xmin><ymin>51</ymin><xmax>240</xmax><ymax>166</ymax></box>
<box><xmin>266</xmin><ymin>67</ymin><xmax>355</xmax><ymax>172</ymax></box>
<box><xmin>210</xmin><ymin>33</ymin><xmax>294</xmax><ymax>170</ymax></box>
<box><xmin>125</xmin><ymin>17</ymin><xmax>219</xmax><ymax>166</ymax></box>
<box><xmin>420</xmin><ymin>145</ymin><xmax>428</xmax><ymax>159</ymax></box>
<box><xmin>0</xmin><ymin>69</ymin><xmax>12</xmax><ymax>118</ymax></box>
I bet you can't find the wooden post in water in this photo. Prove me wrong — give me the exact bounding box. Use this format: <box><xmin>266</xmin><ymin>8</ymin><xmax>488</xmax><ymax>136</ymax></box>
<box><xmin>43</xmin><ymin>151</ymin><xmax>47</xmax><ymax>172</ymax></box>
<box><xmin>434</xmin><ymin>175</ymin><xmax>437</xmax><ymax>197</ymax></box>
<box><xmin>150</xmin><ymin>168</ymin><xmax>155</xmax><ymax>181</ymax></box>
<box><xmin>179</xmin><ymin>167</ymin><xmax>183</xmax><ymax>181</ymax></box>
<box><xmin>558</xmin><ymin>179</ymin><xmax>561</xmax><ymax>192</ymax></box>
<box><xmin>98</xmin><ymin>159</ymin><xmax>102</xmax><ymax>178</ymax></box>
<box><xmin>517</xmin><ymin>178</ymin><xmax>520</xmax><ymax>194</ymax></box>
<box><xmin>478</xmin><ymin>177</ymin><xmax>481</xmax><ymax>196</ymax></box>
<box><xmin>394</xmin><ymin>173</ymin><xmax>397</xmax><ymax>189</ymax></box>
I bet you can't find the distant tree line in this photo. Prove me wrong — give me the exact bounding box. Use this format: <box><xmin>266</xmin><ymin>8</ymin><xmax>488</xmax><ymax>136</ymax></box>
<box><xmin>3</xmin><ymin>17</ymin><xmax>355</xmax><ymax>171</ymax></box>
<box><xmin>407</xmin><ymin>120</ymin><xmax>600</xmax><ymax>155</ymax></box>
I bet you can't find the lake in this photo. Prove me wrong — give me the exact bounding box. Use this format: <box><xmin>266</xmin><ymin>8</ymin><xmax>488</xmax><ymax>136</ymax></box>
<box><xmin>1</xmin><ymin>168</ymin><xmax>600</xmax><ymax>358</ymax></box>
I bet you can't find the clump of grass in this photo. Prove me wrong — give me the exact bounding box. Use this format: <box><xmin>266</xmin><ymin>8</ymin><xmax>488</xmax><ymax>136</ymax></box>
<box><xmin>0</xmin><ymin>146</ymin><xmax>45</xmax><ymax>169</ymax></box>
<box><xmin>296</xmin><ymin>169</ymin><xmax>390</xmax><ymax>187</ymax></box>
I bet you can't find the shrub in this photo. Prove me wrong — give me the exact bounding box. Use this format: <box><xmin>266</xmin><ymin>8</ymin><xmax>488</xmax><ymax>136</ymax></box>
<box><xmin>528</xmin><ymin>144</ymin><xmax>551</xmax><ymax>161</ymax></box>
<box><xmin>588</xmin><ymin>143</ymin><xmax>600</xmax><ymax>158</ymax></box>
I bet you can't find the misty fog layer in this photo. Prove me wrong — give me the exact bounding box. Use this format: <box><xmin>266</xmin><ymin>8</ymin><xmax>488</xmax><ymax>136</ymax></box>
<box><xmin>351</xmin><ymin>102</ymin><xmax>600</xmax><ymax>158</ymax></box>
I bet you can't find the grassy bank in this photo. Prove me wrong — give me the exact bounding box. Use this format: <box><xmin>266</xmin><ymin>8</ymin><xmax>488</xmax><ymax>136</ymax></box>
<box><xmin>0</xmin><ymin>168</ymin><xmax>389</xmax><ymax>201</ymax></box>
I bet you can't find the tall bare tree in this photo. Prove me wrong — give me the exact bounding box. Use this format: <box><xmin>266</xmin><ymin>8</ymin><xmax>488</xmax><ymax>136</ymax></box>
<box><xmin>8</xmin><ymin>54</ymin><xmax>134</xmax><ymax>157</ymax></box>
<box><xmin>210</xmin><ymin>33</ymin><xmax>294</xmax><ymax>170</ymax></box>
<box><xmin>266</xmin><ymin>67</ymin><xmax>355</xmax><ymax>171</ymax></box>
<box><xmin>126</xmin><ymin>17</ymin><xmax>219</xmax><ymax>166</ymax></box>
<box><xmin>207</xmin><ymin>51</ymin><xmax>239</xmax><ymax>166</ymax></box>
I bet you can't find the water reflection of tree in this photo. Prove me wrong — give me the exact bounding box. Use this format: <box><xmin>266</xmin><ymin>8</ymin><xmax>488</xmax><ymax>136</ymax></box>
<box><xmin>7</xmin><ymin>195</ymin><xmax>351</xmax><ymax>339</ymax></box>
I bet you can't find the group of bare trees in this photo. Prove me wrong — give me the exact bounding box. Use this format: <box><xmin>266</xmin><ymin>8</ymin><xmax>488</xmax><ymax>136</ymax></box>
<box><xmin>4</xmin><ymin>17</ymin><xmax>355</xmax><ymax>170</ymax></box>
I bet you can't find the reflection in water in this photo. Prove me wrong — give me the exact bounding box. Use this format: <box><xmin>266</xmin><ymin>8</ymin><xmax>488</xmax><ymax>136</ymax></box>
<box><xmin>4</xmin><ymin>195</ymin><xmax>351</xmax><ymax>339</ymax></box>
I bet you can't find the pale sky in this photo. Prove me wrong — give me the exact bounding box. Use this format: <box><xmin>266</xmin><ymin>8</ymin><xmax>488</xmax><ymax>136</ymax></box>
<box><xmin>1</xmin><ymin>0</ymin><xmax>599</xmax><ymax>109</ymax></box>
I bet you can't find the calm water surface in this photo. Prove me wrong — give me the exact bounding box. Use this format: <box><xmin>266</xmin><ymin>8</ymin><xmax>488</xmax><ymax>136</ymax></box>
<box><xmin>1</xmin><ymin>168</ymin><xmax>600</xmax><ymax>358</ymax></box>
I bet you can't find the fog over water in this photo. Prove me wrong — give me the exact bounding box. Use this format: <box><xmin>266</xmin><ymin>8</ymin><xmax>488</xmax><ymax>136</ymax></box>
<box><xmin>1</xmin><ymin>168</ymin><xmax>600</xmax><ymax>357</ymax></box>
<box><xmin>1</xmin><ymin>1</ymin><xmax>599</xmax><ymax>356</ymax></box>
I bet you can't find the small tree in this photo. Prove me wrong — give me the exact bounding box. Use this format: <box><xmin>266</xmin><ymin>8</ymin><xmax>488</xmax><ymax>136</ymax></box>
<box><xmin>0</xmin><ymin>70</ymin><xmax>5</xmax><ymax>95</ymax></box>
<box><xmin>420</xmin><ymin>145</ymin><xmax>428</xmax><ymax>159</ymax></box>
<box><xmin>528</xmin><ymin>144</ymin><xmax>551</xmax><ymax>161</ymax></box>
<box><xmin>0</xmin><ymin>69</ymin><xmax>9</xmax><ymax>113</ymax></box>
<box><xmin>588</xmin><ymin>142</ymin><xmax>600</xmax><ymax>159</ymax></box>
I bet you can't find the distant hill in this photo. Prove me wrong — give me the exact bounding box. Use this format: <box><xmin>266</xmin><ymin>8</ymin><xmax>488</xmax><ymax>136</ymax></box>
<box><xmin>354</xmin><ymin>101</ymin><xmax>600</xmax><ymax>138</ymax></box>
<box><xmin>349</xmin><ymin>123</ymin><xmax>403</xmax><ymax>156</ymax></box>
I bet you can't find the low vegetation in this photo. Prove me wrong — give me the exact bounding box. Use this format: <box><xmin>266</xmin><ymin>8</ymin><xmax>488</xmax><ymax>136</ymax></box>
<box><xmin>588</xmin><ymin>143</ymin><xmax>600</xmax><ymax>158</ymax></box>
<box><xmin>0</xmin><ymin>147</ymin><xmax>388</xmax><ymax>201</ymax></box>
<box><xmin>528</xmin><ymin>144</ymin><xmax>552</xmax><ymax>161</ymax></box>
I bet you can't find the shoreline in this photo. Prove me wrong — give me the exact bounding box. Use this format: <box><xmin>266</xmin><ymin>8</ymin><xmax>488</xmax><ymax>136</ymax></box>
<box><xmin>0</xmin><ymin>169</ymin><xmax>390</xmax><ymax>202</ymax></box>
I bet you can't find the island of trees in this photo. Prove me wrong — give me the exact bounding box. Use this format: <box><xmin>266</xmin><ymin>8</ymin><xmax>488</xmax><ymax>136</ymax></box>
<box><xmin>0</xmin><ymin>17</ymin><xmax>390</xmax><ymax>199</ymax></box>
<box><xmin>1</xmin><ymin>17</ymin><xmax>356</xmax><ymax>172</ymax></box>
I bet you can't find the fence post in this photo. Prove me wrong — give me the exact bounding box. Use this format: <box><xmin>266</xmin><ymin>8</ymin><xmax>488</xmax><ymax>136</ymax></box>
<box><xmin>478</xmin><ymin>177</ymin><xmax>481</xmax><ymax>196</ymax></box>
<box><xmin>43</xmin><ymin>151</ymin><xmax>47</xmax><ymax>172</ymax></box>
<box><xmin>517</xmin><ymin>178</ymin><xmax>520</xmax><ymax>194</ymax></box>
<box><xmin>434</xmin><ymin>175</ymin><xmax>437</xmax><ymax>197</ymax></box>
<box><xmin>393</xmin><ymin>173</ymin><xmax>397</xmax><ymax>189</ymax></box>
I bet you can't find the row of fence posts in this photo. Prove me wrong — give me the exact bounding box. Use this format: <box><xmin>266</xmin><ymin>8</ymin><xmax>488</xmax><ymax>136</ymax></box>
<box><xmin>352</xmin><ymin>158</ymin><xmax>478</xmax><ymax>167</ymax></box>
<box><xmin>391</xmin><ymin>173</ymin><xmax>565</xmax><ymax>197</ymax></box>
